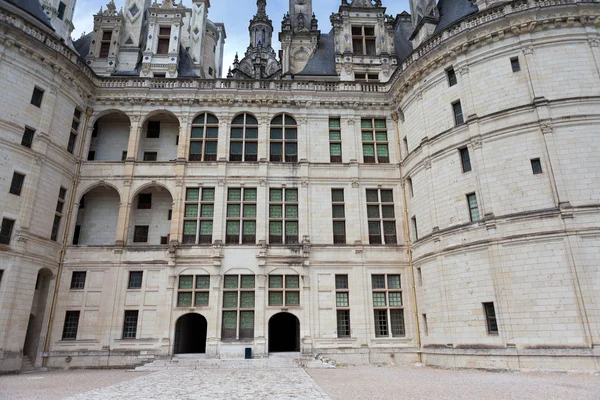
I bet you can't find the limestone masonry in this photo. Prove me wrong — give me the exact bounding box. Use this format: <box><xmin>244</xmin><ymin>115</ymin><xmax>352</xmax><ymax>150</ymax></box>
<box><xmin>0</xmin><ymin>0</ymin><xmax>599</xmax><ymax>374</ymax></box>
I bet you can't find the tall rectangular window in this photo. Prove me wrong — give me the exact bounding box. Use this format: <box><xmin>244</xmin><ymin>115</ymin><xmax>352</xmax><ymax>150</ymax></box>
<box><xmin>99</xmin><ymin>30</ymin><xmax>112</xmax><ymax>58</ymax></box>
<box><xmin>332</xmin><ymin>189</ymin><xmax>346</xmax><ymax>244</ymax></box>
<box><xmin>483</xmin><ymin>302</ymin><xmax>499</xmax><ymax>334</ymax></box>
<box><xmin>352</xmin><ymin>25</ymin><xmax>376</xmax><ymax>56</ymax></box>
<box><xmin>122</xmin><ymin>310</ymin><xmax>139</xmax><ymax>339</ymax></box>
<box><xmin>270</xmin><ymin>114</ymin><xmax>297</xmax><ymax>163</ymax></box>
<box><xmin>222</xmin><ymin>275</ymin><xmax>255</xmax><ymax>340</ymax></box>
<box><xmin>61</xmin><ymin>311</ymin><xmax>80</xmax><ymax>340</ymax></box>
<box><xmin>411</xmin><ymin>216</ymin><xmax>418</xmax><ymax>241</ymax></box>
<box><xmin>70</xmin><ymin>271</ymin><xmax>86</xmax><ymax>290</ymax></box>
<box><xmin>372</xmin><ymin>274</ymin><xmax>404</xmax><ymax>337</ymax></box>
<box><xmin>531</xmin><ymin>158</ymin><xmax>543</xmax><ymax>174</ymax></box>
<box><xmin>459</xmin><ymin>147</ymin><xmax>471</xmax><ymax>173</ymax></box>
<box><xmin>510</xmin><ymin>57</ymin><xmax>520</xmax><ymax>72</ymax></box>
<box><xmin>361</xmin><ymin>118</ymin><xmax>389</xmax><ymax>163</ymax></box>
<box><xmin>133</xmin><ymin>226</ymin><xmax>149</xmax><ymax>243</ymax></box>
<box><xmin>72</xmin><ymin>225</ymin><xmax>81</xmax><ymax>245</ymax></box>
<box><xmin>67</xmin><ymin>109</ymin><xmax>81</xmax><ymax>154</ymax></box>
<box><xmin>452</xmin><ymin>101</ymin><xmax>464</xmax><ymax>125</ymax></box>
<box><xmin>422</xmin><ymin>314</ymin><xmax>429</xmax><ymax>336</ymax></box>
<box><xmin>446</xmin><ymin>67</ymin><xmax>457</xmax><ymax>87</ymax></box>
<box><xmin>190</xmin><ymin>113</ymin><xmax>218</xmax><ymax>161</ymax></box>
<box><xmin>226</xmin><ymin>188</ymin><xmax>257</xmax><ymax>244</ymax></box>
<box><xmin>157</xmin><ymin>27</ymin><xmax>171</xmax><ymax>55</ymax></box>
<box><xmin>268</xmin><ymin>275</ymin><xmax>300</xmax><ymax>307</ymax></box>
<box><xmin>51</xmin><ymin>187</ymin><xmax>67</xmax><ymax>241</ymax></box>
<box><xmin>31</xmin><ymin>87</ymin><xmax>44</xmax><ymax>107</ymax></box>
<box><xmin>467</xmin><ymin>193</ymin><xmax>480</xmax><ymax>222</ymax></box>
<box><xmin>329</xmin><ymin>118</ymin><xmax>342</xmax><ymax>163</ymax></box>
<box><xmin>22</xmin><ymin>127</ymin><xmax>35</xmax><ymax>148</ymax></box>
<box><xmin>366</xmin><ymin>189</ymin><xmax>397</xmax><ymax>245</ymax></box>
<box><xmin>128</xmin><ymin>271</ymin><xmax>143</xmax><ymax>289</ymax></box>
<box><xmin>229</xmin><ymin>113</ymin><xmax>258</xmax><ymax>162</ymax></box>
<box><xmin>336</xmin><ymin>275</ymin><xmax>350</xmax><ymax>338</ymax></box>
<box><xmin>177</xmin><ymin>275</ymin><xmax>210</xmax><ymax>307</ymax></box>
<box><xmin>0</xmin><ymin>218</ymin><xmax>15</xmax><ymax>245</ymax></box>
<box><xmin>269</xmin><ymin>188</ymin><xmax>298</xmax><ymax>244</ymax></box>
<box><xmin>183</xmin><ymin>187</ymin><xmax>214</xmax><ymax>244</ymax></box>
<box><xmin>57</xmin><ymin>2</ymin><xmax>67</xmax><ymax>20</ymax></box>
<box><xmin>9</xmin><ymin>172</ymin><xmax>25</xmax><ymax>196</ymax></box>
<box><xmin>406</xmin><ymin>177</ymin><xmax>414</xmax><ymax>198</ymax></box>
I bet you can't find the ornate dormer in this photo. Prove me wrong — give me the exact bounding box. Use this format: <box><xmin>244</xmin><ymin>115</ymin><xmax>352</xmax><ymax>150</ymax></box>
<box><xmin>188</xmin><ymin>0</ymin><xmax>210</xmax><ymax>76</ymax></box>
<box><xmin>41</xmin><ymin>0</ymin><xmax>77</xmax><ymax>46</ymax></box>
<box><xmin>141</xmin><ymin>0</ymin><xmax>188</xmax><ymax>78</ymax></box>
<box><xmin>117</xmin><ymin>0</ymin><xmax>152</xmax><ymax>72</ymax></box>
<box><xmin>279</xmin><ymin>0</ymin><xmax>320</xmax><ymax>75</ymax></box>
<box><xmin>231</xmin><ymin>0</ymin><xmax>281</xmax><ymax>80</ymax></box>
<box><xmin>409</xmin><ymin>0</ymin><xmax>439</xmax><ymax>48</ymax></box>
<box><xmin>85</xmin><ymin>1</ymin><xmax>125</xmax><ymax>75</ymax></box>
<box><xmin>330</xmin><ymin>0</ymin><xmax>397</xmax><ymax>83</ymax></box>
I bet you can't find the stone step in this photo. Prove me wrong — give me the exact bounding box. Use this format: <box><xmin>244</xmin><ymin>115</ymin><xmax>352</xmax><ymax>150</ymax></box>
<box><xmin>21</xmin><ymin>355</ymin><xmax>35</xmax><ymax>372</ymax></box>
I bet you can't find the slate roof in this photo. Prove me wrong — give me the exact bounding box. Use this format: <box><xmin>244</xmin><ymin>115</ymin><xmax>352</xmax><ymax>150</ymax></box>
<box><xmin>296</xmin><ymin>30</ymin><xmax>336</xmax><ymax>76</ymax></box>
<box><xmin>4</xmin><ymin>0</ymin><xmax>52</xmax><ymax>28</ymax></box>
<box><xmin>394</xmin><ymin>14</ymin><xmax>413</xmax><ymax>64</ymax></box>
<box><xmin>434</xmin><ymin>0</ymin><xmax>479</xmax><ymax>34</ymax></box>
<box><xmin>74</xmin><ymin>32</ymin><xmax>92</xmax><ymax>58</ymax></box>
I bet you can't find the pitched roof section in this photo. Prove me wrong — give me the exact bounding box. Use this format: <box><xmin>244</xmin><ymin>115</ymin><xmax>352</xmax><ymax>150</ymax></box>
<box><xmin>296</xmin><ymin>30</ymin><xmax>336</xmax><ymax>76</ymax></box>
<box><xmin>394</xmin><ymin>14</ymin><xmax>413</xmax><ymax>63</ymax></box>
<box><xmin>434</xmin><ymin>0</ymin><xmax>479</xmax><ymax>34</ymax></box>
<box><xmin>74</xmin><ymin>32</ymin><xmax>93</xmax><ymax>58</ymax></box>
<box><xmin>4</xmin><ymin>0</ymin><xmax>53</xmax><ymax>28</ymax></box>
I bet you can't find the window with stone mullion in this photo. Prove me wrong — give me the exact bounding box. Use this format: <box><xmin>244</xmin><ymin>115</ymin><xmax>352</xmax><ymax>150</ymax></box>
<box><xmin>361</xmin><ymin>118</ymin><xmax>389</xmax><ymax>164</ymax></box>
<box><xmin>372</xmin><ymin>274</ymin><xmax>404</xmax><ymax>338</ymax></box>
<box><xmin>335</xmin><ymin>275</ymin><xmax>350</xmax><ymax>338</ymax></box>
<box><xmin>230</xmin><ymin>113</ymin><xmax>259</xmax><ymax>162</ymax></box>
<box><xmin>329</xmin><ymin>118</ymin><xmax>342</xmax><ymax>163</ymax></box>
<box><xmin>366</xmin><ymin>189</ymin><xmax>396</xmax><ymax>245</ymax></box>
<box><xmin>270</xmin><ymin>114</ymin><xmax>298</xmax><ymax>163</ymax></box>
<box><xmin>332</xmin><ymin>189</ymin><xmax>346</xmax><ymax>244</ymax></box>
<box><xmin>226</xmin><ymin>188</ymin><xmax>257</xmax><ymax>244</ymax></box>
<box><xmin>189</xmin><ymin>113</ymin><xmax>219</xmax><ymax>162</ymax></box>
<box><xmin>177</xmin><ymin>275</ymin><xmax>210</xmax><ymax>307</ymax></box>
<box><xmin>183</xmin><ymin>187</ymin><xmax>214</xmax><ymax>244</ymax></box>
<box><xmin>268</xmin><ymin>275</ymin><xmax>300</xmax><ymax>307</ymax></box>
<box><xmin>222</xmin><ymin>275</ymin><xmax>255</xmax><ymax>340</ymax></box>
<box><xmin>269</xmin><ymin>188</ymin><xmax>298</xmax><ymax>244</ymax></box>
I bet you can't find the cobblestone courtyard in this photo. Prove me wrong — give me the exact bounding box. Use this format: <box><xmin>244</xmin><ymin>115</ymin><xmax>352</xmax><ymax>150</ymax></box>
<box><xmin>1</xmin><ymin>365</ymin><xmax>599</xmax><ymax>400</ymax></box>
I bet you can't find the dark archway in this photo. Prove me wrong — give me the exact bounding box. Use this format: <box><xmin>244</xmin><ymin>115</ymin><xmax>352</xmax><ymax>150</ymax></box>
<box><xmin>268</xmin><ymin>312</ymin><xmax>300</xmax><ymax>353</ymax></box>
<box><xmin>174</xmin><ymin>314</ymin><xmax>207</xmax><ymax>354</ymax></box>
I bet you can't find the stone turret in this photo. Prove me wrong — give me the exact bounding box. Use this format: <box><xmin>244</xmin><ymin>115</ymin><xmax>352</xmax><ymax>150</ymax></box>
<box><xmin>279</xmin><ymin>0</ymin><xmax>320</xmax><ymax>75</ymax></box>
<box><xmin>85</xmin><ymin>1</ymin><xmax>125</xmax><ymax>75</ymax></box>
<box><xmin>408</xmin><ymin>0</ymin><xmax>439</xmax><ymax>47</ymax></box>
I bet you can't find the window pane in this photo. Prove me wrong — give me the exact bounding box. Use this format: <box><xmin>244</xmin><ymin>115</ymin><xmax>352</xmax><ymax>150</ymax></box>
<box><xmin>333</xmin><ymin>221</ymin><xmax>346</xmax><ymax>235</ymax></box>
<box><xmin>191</xmin><ymin>127</ymin><xmax>204</xmax><ymax>138</ymax></box>
<box><xmin>388</xmin><ymin>275</ymin><xmax>400</xmax><ymax>289</ymax></box>
<box><xmin>269</xmin><ymin>275</ymin><xmax>283</xmax><ymax>288</ymax></box>
<box><xmin>222</xmin><ymin>311</ymin><xmax>237</xmax><ymax>329</ymax></box>
<box><xmin>374</xmin><ymin>310</ymin><xmax>388</xmax><ymax>337</ymax></box>
<box><xmin>195</xmin><ymin>292</ymin><xmax>209</xmax><ymax>306</ymax></box>
<box><xmin>227</xmin><ymin>204</ymin><xmax>241</xmax><ymax>218</ymax></box>
<box><xmin>202</xmin><ymin>188</ymin><xmax>215</xmax><ymax>201</ymax></box>
<box><xmin>270</xmin><ymin>128</ymin><xmax>283</xmax><ymax>140</ymax></box>
<box><xmin>270</xmin><ymin>189</ymin><xmax>282</xmax><ymax>202</ymax></box>
<box><xmin>232</xmin><ymin>115</ymin><xmax>245</xmax><ymax>125</ymax></box>
<box><xmin>286</xmin><ymin>291</ymin><xmax>300</xmax><ymax>306</ymax></box>
<box><xmin>335</xmin><ymin>275</ymin><xmax>348</xmax><ymax>289</ymax></box>
<box><xmin>243</xmin><ymin>204</ymin><xmax>256</xmax><ymax>218</ymax></box>
<box><xmin>178</xmin><ymin>292</ymin><xmax>192</xmax><ymax>307</ymax></box>
<box><xmin>372</xmin><ymin>275</ymin><xmax>385</xmax><ymax>289</ymax></box>
<box><xmin>199</xmin><ymin>221</ymin><xmax>212</xmax><ymax>234</ymax></box>
<box><xmin>179</xmin><ymin>275</ymin><xmax>193</xmax><ymax>289</ymax></box>
<box><xmin>332</xmin><ymin>189</ymin><xmax>344</xmax><ymax>202</ymax></box>
<box><xmin>240</xmin><ymin>291</ymin><xmax>255</xmax><ymax>308</ymax></box>
<box><xmin>185</xmin><ymin>204</ymin><xmax>198</xmax><ymax>218</ymax></box>
<box><xmin>336</xmin><ymin>292</ymin><xmax>349</xmax><ymax>307</ymax></box>
<box><xmin>368</xmin><ymin>221</ymin><xmax>381</xmax><ymax>235</ymax></box>
<box><xmin>228</xmin><ymin>189</ymin><xmax>241</xmax><ymax>201</ymax></box>
<box><xmin>230</xmin><ymin>142</ymin><xmax>243</xmax><ymax>155</ymax></box>
<box><xmin>285</xmin><ymin>142</ymin><xmax>297</xmax><ymax>156</ymax></box>
<box><xmin>374</xmin><ymin>120</ymin><xmax>387</xmax><ymax>129</ymax></box>
<box><xmin>363</xmin><ymin>144</ymin><xmax>375</xmax><ymax>157</ymax></box>
<box><xmin>329</xmin><ymin>119</ymin><xmax>341</xmax><ymax>128</ymax></box>
<box><xmin>186</xmin><ymin>188</ymin><xmax>199</xmax><ymax>201</ymax></box>
<box><xmin>285</xmin><ymin>129</ymin><xmax>297</xmax><ymax>140</ymax></box>
<box><xmin>231</xmin><ymin>127</ymin><xmax>243</xmax><ymax>139</ymax></box>
<box><xmin>286</xmin><ymin>221</ymin><xmax>298</xmax><ymax>235</ymax></box>
<box><xmin>226</xmin><ymin>221</ymin><xmax>240</xmax><ymax>235</ymax></box>
<box><xmin>196</xmin><ymin>275</ymin><xmax>210</xmax><ymax>289</ymax></box>
<box><xmin>244</xmin><ymin>189</ymin><xmax>257</xmax><ymax>201</ymax></box>
<box><xmin>269</xmin><ymin>291</ymin><xmax>283</xmax><ymax>306</ymax></box>
<box><xmin>382</xmin><ymin>205</ymin><xmax>395</xmax><ymax>218</ymax></box>
<box><xmin>206</xmin><ymin>127</ymin><xmax>218</xmax><ymax>139</ymax></box>
<box><xmin>285</xmin><ymin>189</ymin><xmax>298</xmax><ymax>202</ymax></box>
<box><xmin>223</xmin><ymin>292</ymin><xmax>238</xmax><ymax>308</ymax></box>
<box><xmin>366</xmin><ymin>190</ymin><xmax>379</xmax><ymax>203</ymax></box>
<box><xmin>241</xmin><ymin>275</ymin><xmax>255</xmax><ymax>288</ymax></box>
<box><xmin>270</xmin><ymin>205</ymin><xmax>282</xmax><ymax>218</ymax></box>
<box><xmin>201</xmin><ymin>204</ymin><xmax>214</xmax><ymax>217</ymax></box>
<box><xmin>367</xmin><ymin>205</ymin><xmax>380</xmax><ymax>219</ymax></box>
<box><xmin>389</xmin><ymin>292</ymin><xmax>402</xmax><ymax>306</ymax></box>
<box><xmin>380</xmin><ymin>190</ymin><xmax>394</xmax><ymax>203</ymax></box>
<box><xmin>240</xmin><ymin>311</ymin><xmax>254</xmax><ymax>328</ymax></box>
<box><xmin>332</xmin><ymin>205</ymin><xmax>345</xmax><ymax>219</ymax></box>
<box><xmin>330</xmin><ymin>143</ymin><xmax>342</xmax><ymax>156</ymax></box>
<box><xmin>362</xmin><ymin>132</ymin><xmax>373</xmax><ymax>141</ymax></box>
<box><xmin>224</xmin><ymin>275</ymin><xmax>238</xmax><ymax>289</ymax></box>
<box><xmin>286</xmin><ymin>275</ymin><xmax>299</xmax><ymax>289</ymax></box>
<box><xmin>361</xmin><ymin>119</ymin><xmax>372</xmax><ymax>129</ymax></box>
<box><xmin>270</xmin><ymin>221</ymin><xmax>282</xmax><ymax>235</ymax></box>
<box><xmin>377</xmin><ymin>144</ymin><xmax>389</xmax><ymax>157</ymax></box>
<box><xmin>285</xmin><ymin>205</ymin><xmax>298</xmax><ymax>218</ymax></box>
<box><xmin>285</xmin><ymin>115</ymin><xmax>297</xmax><ymax>125</ymax></box>
<box><xmin>243</xmin><ymin>221</ymin><xmax>256</xmax><ymax>235</ymax></box>
<box><xmin>183</xmin><ymin>221</ymin><xmax>197</xmax><ymax>235</ymax></box>
<box><xmin>246</xmin><ymin>142</ymin><xmax>258</xmax><ymax>156</ymax></box>
<box><xmin>329</xmin><ymin>132</ymin><xmax>341</xmax><ymax>141</ymax></box>
<box><xmin>246</xmin><ymin>128</ymin><xmax>258</xmax><ymax>139</ymax></box>
<box><xmin>390</xmin><ymin>309</ymin><xmax>405</xmax><ymax>337</ymax></box>
<box><xmin>373</xmin><ymin>292</ymin><xmax>386</xmax><ymax>307</ymax></box>
<box><xmin>375</xmin><ymin>132</ymin><xmax>388</xmax><ymax>141</ymax></box>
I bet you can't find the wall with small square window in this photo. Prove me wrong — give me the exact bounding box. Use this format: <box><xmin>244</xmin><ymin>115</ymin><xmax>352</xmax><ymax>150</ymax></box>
<box><xmin>128</xmin><ymin>188</ymin><xmax>172</xmax><ymax>245</ymax></box>
<box><xmin>137</xmin><ymin>116</ymin><xmax>179</xmax><ymax>161</ymax></box>
<box><xmin>88</xmin><ymin>113</ymin><xmax>131</xmax><ymax>162</ymax></box>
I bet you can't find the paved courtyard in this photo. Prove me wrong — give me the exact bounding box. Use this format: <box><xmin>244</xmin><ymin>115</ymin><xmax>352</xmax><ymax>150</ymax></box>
<box><xmin>1</xmin><ymin>365</ymin><xmax>599</xmax><ymax>400</ymax></box>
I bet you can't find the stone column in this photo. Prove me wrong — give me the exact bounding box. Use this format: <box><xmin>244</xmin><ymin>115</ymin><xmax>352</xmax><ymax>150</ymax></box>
<box><xmin>169</xmin><ymin>179</ymin><xmax>185</xmax><ymax>244</ymax></box>
<box><xmin>216</xmin><ymin>115</ymin><xmax>229</xmax><ymax>161</ymax></box>
<box><xmin>176</xmin><ymin>115</ymin><xmax>191</xmax><ymax>161</ymax></box>
<box><xmin>257</xmin><ymin>113</ymin><xmax>269</xmax><ymax>162</ymax></box>
<box><xmin>115</xmin><ymin>180</ymin><xmax>133</xmax><ymax>245</ymax></box>
<box><xmin>126</xmin><ymin>115</ymin><xmax>143</xmax><ymax>161</ymax></box>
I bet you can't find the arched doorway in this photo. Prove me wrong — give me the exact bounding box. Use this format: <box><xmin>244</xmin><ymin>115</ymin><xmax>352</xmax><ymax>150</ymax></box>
<box><xmin>174</xmin><ymin>314</ymin><xmax>207</xmax><ymax>354</ymax></box>
<box><xmin>268</xmin><ymin>312</ymin><xmax>300</xmax><ymax>353</ymax></box>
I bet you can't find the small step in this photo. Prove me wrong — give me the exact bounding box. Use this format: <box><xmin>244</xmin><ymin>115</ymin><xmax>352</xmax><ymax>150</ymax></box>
<box><xmin>21</xmin><ymin>355</ymin><xmax>35</xmax><ymax>372</ymax></box>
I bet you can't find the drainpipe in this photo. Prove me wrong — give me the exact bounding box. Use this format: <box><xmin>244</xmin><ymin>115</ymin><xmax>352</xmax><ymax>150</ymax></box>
<box><xmin>42</xmin><ymin>108</ymin><xmax>94</xmax><ymax>368</ymax></box>
<box><xmin>392</xmin><ymin>111</ymin><xmax>422</xmax><ymax>363</ymax></box>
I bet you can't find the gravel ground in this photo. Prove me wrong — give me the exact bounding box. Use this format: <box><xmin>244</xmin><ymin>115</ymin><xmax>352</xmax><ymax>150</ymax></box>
<box><xmin>1</xmin><ymin>365</ymin><xmax>599</xmax><ymax>400</ymax></box>
<box><xmin>307</xmin><ymin>365</ymin><xmax>600</xmax><ymax>400</ymax></box>
<box><xmin>0</xmin><ymin>369</ymin><xmax>150</xmax><ymax>400</ymax></box>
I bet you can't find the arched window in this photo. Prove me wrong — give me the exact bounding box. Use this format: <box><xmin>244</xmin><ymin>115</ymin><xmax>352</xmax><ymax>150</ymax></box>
<box><xmin>230</xmin><ymin>114</ymin><xmax>258</xmax><ymax>162</ymax></box>
<box><xmin>270</xmin><ymin>114</ymin><xmax>297</xmax><ymax>163</ymax></box>
<box><xmin>190</xmin><ymin>113</ymin><xmax>218</xmax><ymax>161</ymax></box>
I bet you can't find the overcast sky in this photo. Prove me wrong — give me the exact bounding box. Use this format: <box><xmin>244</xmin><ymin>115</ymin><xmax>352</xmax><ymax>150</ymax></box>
<box><xmin>73</xmin><ymin>0</ymin><xmax>410</xmax><ymax>74</ymax></box>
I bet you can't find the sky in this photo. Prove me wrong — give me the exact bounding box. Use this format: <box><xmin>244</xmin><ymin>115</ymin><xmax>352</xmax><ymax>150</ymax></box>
<box><xmin>72</xmin><ymin>0</ymin><xmax>410</xmax><ymax>74</ymax></box>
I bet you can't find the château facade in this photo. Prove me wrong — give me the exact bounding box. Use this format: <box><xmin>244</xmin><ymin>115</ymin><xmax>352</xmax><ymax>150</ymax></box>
<box><xmin>0</xmin><ymin>0</ymin><xmax>599</xmax><ymax>374</ymax></box>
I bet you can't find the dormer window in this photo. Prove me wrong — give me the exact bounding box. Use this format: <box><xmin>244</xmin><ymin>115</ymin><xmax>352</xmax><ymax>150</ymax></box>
<box><xmin>355</xmin><ymin>73</ymin><xmax>379</xmax><ymax>83</ymax></box>
<box><xmin>57</xmin><ymin>2</ymin><xmax>66</xmax><ymax>20</ymax></box>
<box><xmin>352</xmin><ymin>26</ymin><xmax>376</xmax><ymax>56</ymax></box>
<box><xmin>99</xmin><ymin>31</ymin><xmax>112</xmax><ymax>58</ymax></box>
<box><xmin>157</xmin><ymin>27</ymin><xmax>171</xmax><ymax>55</ymax></box>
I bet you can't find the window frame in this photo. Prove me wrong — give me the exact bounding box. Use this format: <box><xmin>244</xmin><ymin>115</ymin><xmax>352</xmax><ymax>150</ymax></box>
<box><xmin>452</xmin><ymin>101</ymin><xmax>464</xmax><ymax>126</ymax></box>
<box><xmin>483</xmin><ymin>302</ymin><xmax>499</xmax><ymax>335</ymax></box>
<box><xmin>335</xmin><ymin>275</ymin><xmax>351</xmax><ymax>338</ymax></box>
<box><xmin>190</xmin><ymin>113</ymin><xmax>219</xmax><ymax>162</ymax></box>
<box><xmin>22</xmin><ymin>127</ymin><xmax>35</xmax><ymax>148</ymax></box>
<box><xmin>366</xmin><ymin>189</ymin><xmax>397</xmax><ymax>245</ymax></box>
<box><xmin>467</xmin><ymin>193</ymin><xmax>481</xmax><ymax>222</ymax></box>
<box><xmin>122</xmin><ymin>310</ymin><xmax>139</xmax><ymax>339</ymax></box>
<box><xmin>30</xmin><ymin>87</ymin><xmax>44</xmax><ymax>108</ymax></box>
<box><xmin>372</xmin><ymin>274</ymin><xmax>404</xmax><ymax>338</ymax></box>
<box><xmin>446</xmin><ymin>67</ymin><xmax>457</xmax><ymax>87</ymax></box>
<box><xmin>351</xmin><ymin>25</ymin><xmax>376</xmax><ymax>56</ymax></box>
<box><xmin>157</xmin><ymin>26</ymin><xmax>171</xmax><ymax>55</ymax></box>
<box><xmin>128</xmin><ymin>271</ymin><xmax>143</xmax><ymax>289</ymax></box>
<box><xmin>99</xmin><ymin>30</ymin><xmax>112</xmax><ymax>58</ymax></box>
<box><xmin>9</xmin><ymin>172</ymin><xmax>25</xmax><ymax>196</ymax></box>
<box><xmin>183</xmin><ymin>187</ymin><xmax>215</xmax><ymax>244</ymax></box>
<box><xmin>510</xmin><ymin>57</ymin><xmax>521</xmax><ymax>73</ymax></box>
<box><xmin>133</xmin><ymin>225</ymin><xmax>149</xmax><ymax>243</ymax></box>
<box><xmin>361</xmin><ymin>118</ymin><xmax>389</xmax><ymax>164</ymax></box>
<box><xmin>225</xmin><ymin>187</ymin><xmax>257</xmax><ymax>245</ymax></box>
<box><xmin>269</xmin><ymin>114</ymin><xmax>298</xmax><ymax>163</ymax></box>
<box><xmin>70</xmin><ymin>271</ymin><xmax>86</xmax><ymax>290</ymax></box>
<box><xmin>269</xmin><ymin>188</ymin><xmax>299</xmax><ymax>244</ymax></box>
<box><xmin>268</xmin><ymin>275</ymin><xmax>301</xmax><ymax>307</ymax></box>
<box><xmin>331</xmin><ymin>189</ymin><xmax>346</xmax><ymax>244</ymax></box>
<box><xmin>177</xmin><ymin>274</ymin><xmax>210</xmax><ymax>308</ymax></box>
<box><xmin>67</xmin><ymin>108</ymin><xmax>81</xmax><ymax>154</ymax></box>
<box><xmin>221</xmin><ymin>275</ymin><xmax>255</xmax><ymax>340</ymax></box>
<box><xmin>459</xmin><ymin>147</ymin><xmax>472</xmax><ymax>173</ymax></box>
<box><xmin>329</xmin><ymin>118</ymin><xmax>342</xmax><ymax>163</ymax></box>
<box><xmin>229</xmin><ymin>113</ymin><xmax>258</xmax><ymax>162</ymax></box>
<box><xmin>531</xmin><ymin>158</ymin><xmax>543</xmax><ymax>174</ymax></box>
<box><xmin>0</xmin><ymin>218</ymin><xmax>15</xmax><ymax>245</ymax></box>
<box><xmin>137</xmin><ymin>193</ymin><xmax>152</xmax><ymax>209</ymax></box>
<box><xmin>61</xmin><ymin>311</ymin><xmax>80</xmax><ymax>340</ymax></box>
<box><xmin>51</xmin><ymin>187</ymin><xmax>67</xmax><ymax>241</ymax></box>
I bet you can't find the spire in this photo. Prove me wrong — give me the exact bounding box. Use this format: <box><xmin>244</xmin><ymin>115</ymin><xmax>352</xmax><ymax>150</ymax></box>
<box><xmin>257</xmin><ymin>0</ymin><xmax>267</xmax><ymax>18</ymax></box>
